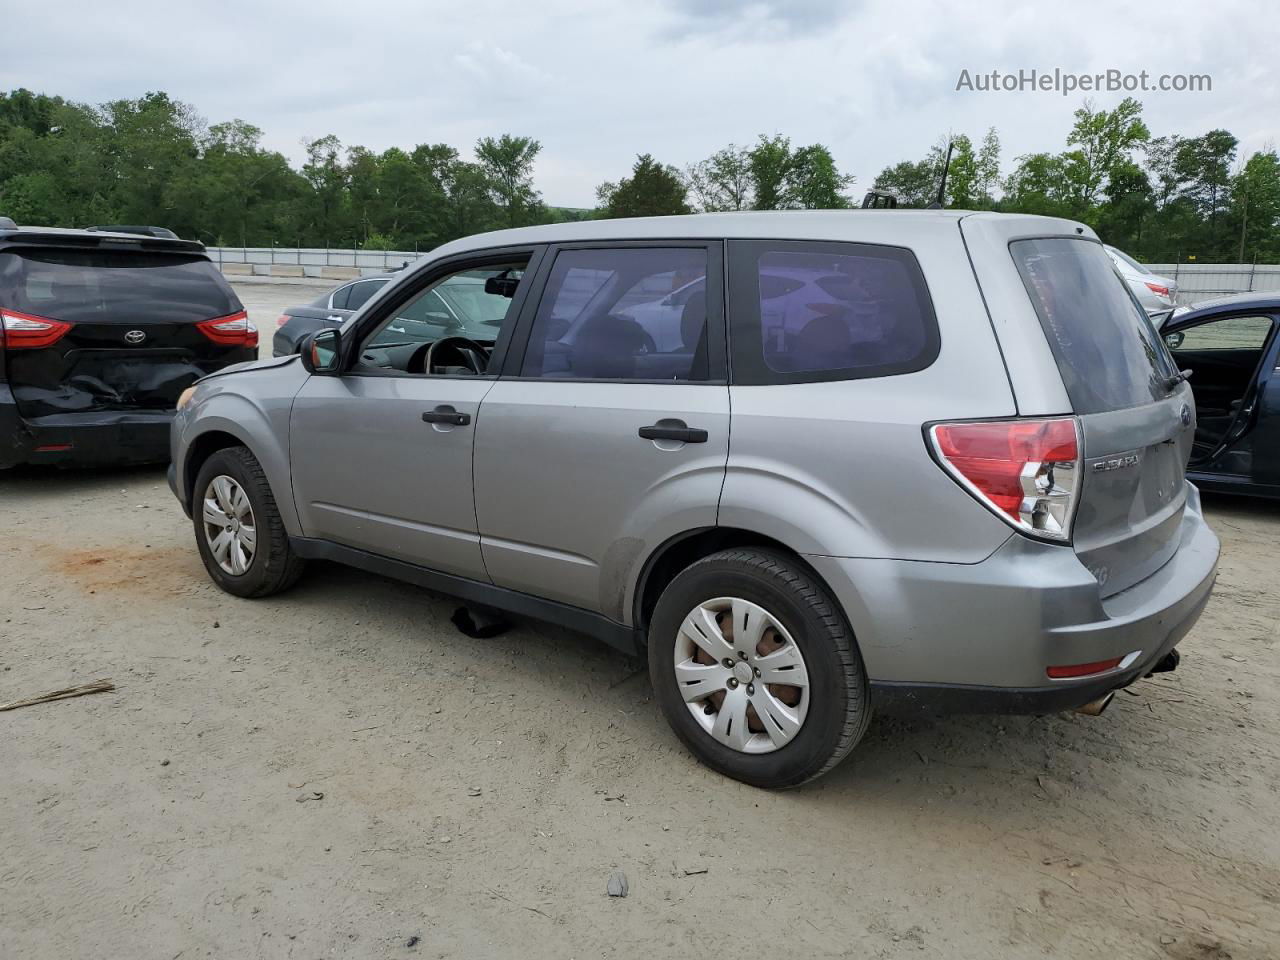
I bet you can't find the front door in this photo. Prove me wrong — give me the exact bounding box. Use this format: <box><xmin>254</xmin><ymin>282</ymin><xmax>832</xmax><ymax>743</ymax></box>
<box><xmin>473</xmin><ymin>242</ymin><xmax>729</xmax><ymax>619</ymax></box>
<box><xmin>1163</xmin><ymin>311</ymin><xmax>1278</xmax><ymax>474</ymax></box>
<box><xmin>290</xmin><ymin>252</ymin><xmax>538</xmax><ymax>579</ymax></box>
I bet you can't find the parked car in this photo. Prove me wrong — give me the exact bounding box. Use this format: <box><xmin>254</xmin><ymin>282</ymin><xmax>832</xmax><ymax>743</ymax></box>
<box><xmin>1105</xmin><ymin>244</ymin><xmax>1178</xmax><ymax>314</ymax></box>
<box><xmin>1152</xmin><ymin>292</ymin><xmax>1280</xmax><ymax>498</ymax></box>
<box><xmin>169</xmin><ymin>211</ymin><xmax>1219</xmax><ymax>788</ymax></box>
<box><xmin>272</xmin><ymin>274</ymin><xmax>393</xmax><ymax>356</ymax></box>
<box><xmin>1</xmin><ymin>223</ymin><xmax>256</xmax><ymax>468</ymax></box>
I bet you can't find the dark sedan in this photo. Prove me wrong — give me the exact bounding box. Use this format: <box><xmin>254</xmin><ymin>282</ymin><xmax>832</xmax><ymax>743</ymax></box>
<box><xmin>272</xmin><ymin>274</ymin><xmax>393</xmax><ymax>356</ymax></box>
<box><xmin>1158</xmin><ymin>292</ymin><xmax>1280</xmax><ymax>498</ymax></box>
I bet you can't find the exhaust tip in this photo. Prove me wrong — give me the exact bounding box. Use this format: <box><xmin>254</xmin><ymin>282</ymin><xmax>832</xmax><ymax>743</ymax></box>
<box><xmin>1074</xmin><ymin>692</ymin><xmax>1115</xmax><ymax>717</ymax></box>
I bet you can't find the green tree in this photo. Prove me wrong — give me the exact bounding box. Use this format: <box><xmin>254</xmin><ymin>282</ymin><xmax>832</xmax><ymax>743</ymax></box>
<box><xmin>787</xmin><ymin>144</ymin><xmax>853</xmax><ymax>208</ymax></box>
<box><xmin>301</xmin><ymin>134</ymin><xmax>351</xmax><ymax>245</ymax></box>
<box><xmin>1094</xmin><ymin>159</ymin><xmax>1155</xmax><ymax>250</ymax></box>
<box><xmin>872</xmin><ymin>158</ymin><xmax>939</xmax><ymax>207</ymax></box>
<box><xmin>944</xmin><ymin>135</ymin><xmax>977</xmax><ymax>207</ymax></box>
<box><xmin>1003</xmin><ymin>152</ymin><xmax>1075</xmax><ymax>218</ymax></box>
<box><xmin>1174</xmin><ymin>130</ymin><xmax>1238</xmax><ymax>251</ymax></box>
<box><xmin>598</xmin><ymin>154</ymin><xmax>691</xmax><ymax>218</ymax></box>
<box><xmin>975</xmin><ymin>127</ymin><xmax>1002</xmax><ymax>207</ymax></box>
<box><xmin>475</xmin><ymin>134</ymin><xmax>542</xmax><ymax>227</ymax></box>
<box><xmin>687</xmin><ymin>144</ymin><xmax>752</xmax><ymax>212</ymax></box>
<box><xmin>748</xmin><ymin>135</ymin><xmax>794</xmax><ymax>210</ymax></box>
<box><xmin>1227</xmin><ymin>150</ymin><xmax>1280</xmax><ymax>262</ymax></box>
<box><xmin>1062</xmin><ymin>97</ymin><xmax>1150</xmax><ymax>208</ymax></box>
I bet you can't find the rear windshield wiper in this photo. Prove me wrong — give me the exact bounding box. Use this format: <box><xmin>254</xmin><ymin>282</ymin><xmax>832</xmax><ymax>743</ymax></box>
<box><xmin>1162</xmin><ymin>369</ymin><xmax>1193</xmax><ymax>391</ymax></box>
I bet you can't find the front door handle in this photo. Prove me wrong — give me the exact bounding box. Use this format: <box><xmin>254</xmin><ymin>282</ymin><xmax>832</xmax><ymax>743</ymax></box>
<box><xmin>639</xmin><ymin>419</ymin><xmax>708</xmax><ymax>444</ymax></box>
<box><xmin>422</xmin><ymin>404</ymin><xmax>471</xmax><ymax>426</ymax></box>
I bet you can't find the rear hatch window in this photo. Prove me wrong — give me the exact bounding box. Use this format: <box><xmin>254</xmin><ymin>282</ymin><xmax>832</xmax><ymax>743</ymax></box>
<box><xmin>0</xmin><ymin>248</ymin><xmax>245</xmax><ymax>418</ymax></box>
<box><xmin>1012</xmin><ymin>238</ymin><xmax>1175</xmax><ymax>413</ymax></box>
<box><xmin>2</xmin><ymin>249</ymin><xmax>238</xmax><ymax>324</ymax></box>
<box><xmin>1009</xmin><ymin>237</ymin><xmax>1192</xmax><ymax>597</ymax></box>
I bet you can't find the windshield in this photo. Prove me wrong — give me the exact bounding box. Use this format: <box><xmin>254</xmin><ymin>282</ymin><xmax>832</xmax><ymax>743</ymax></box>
<box><xmin>0</xmin><ymin>249</ymin><xmax>239</xmax><ymax>323</ymax></box>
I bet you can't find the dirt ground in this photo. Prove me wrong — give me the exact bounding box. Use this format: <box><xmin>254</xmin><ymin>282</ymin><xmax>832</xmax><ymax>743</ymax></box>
<box><xmin>2</xmin><ymin>280</ymin><xmax>1279</xmax><ymax>959</ymax></box>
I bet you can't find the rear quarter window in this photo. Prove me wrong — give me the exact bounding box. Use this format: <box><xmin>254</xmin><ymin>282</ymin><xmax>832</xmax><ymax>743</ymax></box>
<box><xmin>0</xmin><ymin>249</ymin><xmax>240</xmax><ymax>324</ymax></box>
<box><xmin>1012</xmin><ymin>238</ymin><xmax>1175</xmax><ymax>414</ymax></box>
<box><xmin>727</xmin><ymin>240</ymin><xmax>939</xmax><ymax>385</ymax></box>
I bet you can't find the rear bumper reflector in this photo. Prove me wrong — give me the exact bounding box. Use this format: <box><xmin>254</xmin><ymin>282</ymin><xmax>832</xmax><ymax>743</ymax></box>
<box><xmin>1046</xmin><ymin>656</ymin><xmax>1126</xmax><ymax>679</ymax></box>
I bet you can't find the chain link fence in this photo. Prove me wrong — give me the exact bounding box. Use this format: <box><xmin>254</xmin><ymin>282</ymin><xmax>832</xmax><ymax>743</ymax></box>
<box><xmin>1146</xmin><ymin>263</ymin><xmax>1280</xmax><ymax>304</ymax></box>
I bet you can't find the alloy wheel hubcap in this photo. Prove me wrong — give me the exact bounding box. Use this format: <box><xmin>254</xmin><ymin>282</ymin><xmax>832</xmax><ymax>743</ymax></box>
<box><xmin>202</xmin><ymin>475</ymin><xmax>257</xmax><ymax>575</ymax></box>
<box><xmin>673</xmin><ymin>597</ymin><xmax>810</xmax><ymax>754</ymax></box>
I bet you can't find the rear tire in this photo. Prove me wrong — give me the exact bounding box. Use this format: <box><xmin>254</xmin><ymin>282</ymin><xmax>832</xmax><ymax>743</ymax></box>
<box><xmin>192</xmin><ymin>445</ymin><xmax>304</xmax><ymax>598</ymax></box>
<box><xmin>648</xmin><ymin>549</ymin><xmax>870</xmax><ymax>788</ymax></box>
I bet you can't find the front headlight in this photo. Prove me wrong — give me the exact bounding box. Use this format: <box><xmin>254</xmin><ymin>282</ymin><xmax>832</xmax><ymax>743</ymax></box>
<box><xmin>176</xmin><ymin>386</ymin><xmax>198</xmax><ymax>411</ymax></box>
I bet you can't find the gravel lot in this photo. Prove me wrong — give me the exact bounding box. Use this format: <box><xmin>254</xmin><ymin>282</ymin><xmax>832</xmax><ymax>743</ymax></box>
<box><xmin>2</xmin><ymin>280</ymin><xmax>1279</xmax><ymax>959</ymax></box>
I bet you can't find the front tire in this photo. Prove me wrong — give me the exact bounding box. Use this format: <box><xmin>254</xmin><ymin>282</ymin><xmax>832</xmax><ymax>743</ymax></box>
<box><xmin>648</xmin><ymin>549</ymin><xmax>870</xmax><ymax>788</ymax></box>
<box><xmin>192</xmin><ymin>445</ymin><xmax>304</xmax><ymax>598</ymax></box>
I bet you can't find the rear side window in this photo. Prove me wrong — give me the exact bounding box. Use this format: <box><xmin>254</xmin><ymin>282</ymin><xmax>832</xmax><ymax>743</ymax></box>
<box><xmin>1012</xmin><ymin>238</ymin><xmax>1175</xmax><ymax>414</ymax></box>
<box><xmin>727</xmin><ymin>240</ymin><xmax>939</xmax><ymax>385</ymax></box>
<box><xmin>345</xmin><ymin>279</ymin><xmax>386</xmax><ymax>311</ymax></box>
<box><xmin>0</xmin><ymin>249</ymin><xmax>239</xmax><ymax>323</ymax></box>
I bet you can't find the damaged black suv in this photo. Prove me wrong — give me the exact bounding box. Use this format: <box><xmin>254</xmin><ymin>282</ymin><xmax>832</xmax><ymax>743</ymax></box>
<box><xmin>0</xmin><ymin>223</ymin><xmax>256</xmax><ymax>468</ymax></box>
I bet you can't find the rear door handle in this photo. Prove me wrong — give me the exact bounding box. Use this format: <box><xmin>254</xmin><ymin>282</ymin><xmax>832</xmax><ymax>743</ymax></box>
<box><xmin>422</xmin><ymin>404</ymin><xmax>471</xmax><ymax>426</ymax></box>
<box><xmin>639</xmin><ymin>419</ymin><xmax>708</xmax><ymax>444</ymax></box>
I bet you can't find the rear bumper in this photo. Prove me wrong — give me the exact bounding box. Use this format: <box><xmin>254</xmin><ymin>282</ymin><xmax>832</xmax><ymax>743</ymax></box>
<box><xmin>805</xmin><ymin>481</ymin><xmax>1220</xmax><ymax>713</ymax></box>
<box><xmin>0</xmin><ymin>385</ymin><xmax>173</xmax><ymax>468</ymax></box>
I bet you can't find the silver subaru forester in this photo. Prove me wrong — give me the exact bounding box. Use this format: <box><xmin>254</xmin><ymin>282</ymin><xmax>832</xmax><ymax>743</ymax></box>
<box><xmin>169</xmin><ymin>211</ymin><xmax>1220</xmax><ymax>788</ymax></box>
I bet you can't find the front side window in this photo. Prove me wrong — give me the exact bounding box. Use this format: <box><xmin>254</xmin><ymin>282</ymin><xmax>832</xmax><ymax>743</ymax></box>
<box><xmin>356</xmin><ymin>261</ymin><xmax>527</xmax><ymax>375</ymax></box>
<box><xmin>1167</xmin><ymin>314</ymin><xmax>1273</xmax><ymax>353</ymax></box>
<box><xmin>727</xmin><ymin>240</ymin><xmax>939</xmax><ymax>385</ymax></box>
<box><xmin>521</xmin><ymin>247</ymin><xmax>713</xmax><ymax>381</ymax></box>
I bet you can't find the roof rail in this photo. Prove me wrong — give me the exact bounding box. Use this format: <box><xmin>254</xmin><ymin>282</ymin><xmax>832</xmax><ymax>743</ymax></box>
<box><xmin>86</xmin><ymin>225</ymin><xmax>180</xmax><ymax>239</ymax></box>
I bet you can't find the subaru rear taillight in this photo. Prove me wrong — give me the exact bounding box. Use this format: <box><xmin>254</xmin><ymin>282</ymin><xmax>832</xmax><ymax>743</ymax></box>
<box><xmin>929</xmin><ymin>418</ymin><xmax>1081</xmax><ymax>542</ymax></box>
<box><xmin>1144</xmin><ymin>281</ymin><xmax>1170</xmax><ymax>298</ymax></box>
<box><xmin>0</xmin><ymin>309</ymin><xmax>73</xmax><ymax>349</ymax></box>
<box><xmin>196</xmin><ymin>311</ymin><xmax>258</xmax><ymax>348</ymax></box>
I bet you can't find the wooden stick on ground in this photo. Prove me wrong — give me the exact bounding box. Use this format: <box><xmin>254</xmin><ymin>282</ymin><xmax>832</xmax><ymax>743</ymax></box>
<box><xmin>0</xmin><ymin>679</ymin><xmax>115</xmax><ymax>713</ymax></box>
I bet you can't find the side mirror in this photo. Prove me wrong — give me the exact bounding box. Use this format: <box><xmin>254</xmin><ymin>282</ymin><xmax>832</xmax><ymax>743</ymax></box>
<box><xmin>1164</xmin><ymin>331</ymin><xmax>1185</xmax><ymax>350</ymax></box>
<box><xmin>300</xmin><ymin>329</ymin><xmax>342</xmax><ymax>374</ymax></box>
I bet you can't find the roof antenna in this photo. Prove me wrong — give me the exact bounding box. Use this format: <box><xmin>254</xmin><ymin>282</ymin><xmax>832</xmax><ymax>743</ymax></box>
<box><xmin>927</xmin><ymin>139</ymin><xmax>955</xmax><ymax>209</ymax></box>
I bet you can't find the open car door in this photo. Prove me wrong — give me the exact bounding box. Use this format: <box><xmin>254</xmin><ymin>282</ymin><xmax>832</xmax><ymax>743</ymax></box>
<box><xmin>1161</xmin><ymin>310</ymin><xmax>1279</xmax><ymax>474</ymax></box>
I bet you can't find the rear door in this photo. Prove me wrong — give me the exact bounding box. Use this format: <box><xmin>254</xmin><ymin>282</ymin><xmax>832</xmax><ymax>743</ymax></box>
<box><xmin>473</xmin><ymin>242</ymin><xmax>729</xmax><ymax>618</ymax></box>
<box><xmin>963</xmin><ymin>219</ymin><xmax>1193</xmax><ymax>597</ymax></box>
<box><xmin>0</xmin><ymin>246</ymin><xmax>248</xmax><ymax>419</ymax></box>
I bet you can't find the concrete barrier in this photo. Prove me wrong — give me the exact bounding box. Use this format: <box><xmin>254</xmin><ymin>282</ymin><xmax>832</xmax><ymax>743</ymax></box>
<box><xmin>319</xmin><ymin>266</ymin><xmax>361</xmax><ymax>280</ymax></box>
<box><xmin>220</xmin><ymin>262</ymin><xmax>253</xmax><ymax>275</ymax></box>
<box><xmin>269</xmin><ymin>264</ymin><xmax>305</xmax><ymax>278</ymax></box>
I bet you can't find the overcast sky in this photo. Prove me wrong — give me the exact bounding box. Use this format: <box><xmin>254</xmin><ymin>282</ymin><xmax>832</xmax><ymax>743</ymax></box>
<box><xmin>5</xmin><ymin>0</ymin><xmax>1277</xmax><ymax>207</ymax></box>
